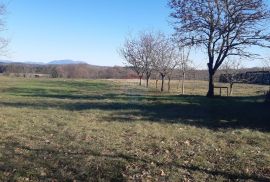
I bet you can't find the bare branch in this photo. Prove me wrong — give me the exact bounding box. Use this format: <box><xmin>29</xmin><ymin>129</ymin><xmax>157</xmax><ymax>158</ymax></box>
<box><xmin>169</xmin><ymin>0</ymin><xmax>270</xmax><ymax>97</ymax></box>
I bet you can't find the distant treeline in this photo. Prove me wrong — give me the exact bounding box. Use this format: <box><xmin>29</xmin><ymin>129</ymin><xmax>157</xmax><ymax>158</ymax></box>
<box><xmin>0</xmin><ymin>63</ymin><xmax>267</xmax><ymax>82</ymax></box>
<box><xmin>0</xmin><ymin>63</ymin><xmax>206</xmax><ymax>80</ymax></box>
<box><xmin>0</xmin><ymin>63</ymin><xmax>137</xmax><ymax>79</ymax></box>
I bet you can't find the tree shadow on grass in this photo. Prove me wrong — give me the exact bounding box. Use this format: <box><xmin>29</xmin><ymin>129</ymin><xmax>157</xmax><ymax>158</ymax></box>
<box><xmin>0</xmin><ymin>141</ymin><xmax>125</xmax><ymax>181</ymax></box>
<box><xmin>0</xmin><ymin>93</ymin><xmax>269</xmax><ymax>132</ymax></box>
<box><xmin>0</xmin><ymin>141</ymin><xmax>269</xmax><ymax>181</ymax></box>
<box><xmin>33</xmin><ymin>80</ymin><xmax>111</xmax><ymax>91</ymax></box>
<box><xmin>4</xmin><ymin>86</ymin><xmax>139</xmax><ymax>100</ymax></box>
<box><xmin>101</xmin><ymin>95</ymin><xmax>270</xmax><ymax>132</ymax></box>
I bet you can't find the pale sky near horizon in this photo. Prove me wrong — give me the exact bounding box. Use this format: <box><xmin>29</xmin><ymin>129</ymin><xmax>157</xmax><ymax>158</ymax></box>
<box><xmin>1</xmin><ymin>0</ymin><xmax>270</xmax><ymax>68</ymax></box>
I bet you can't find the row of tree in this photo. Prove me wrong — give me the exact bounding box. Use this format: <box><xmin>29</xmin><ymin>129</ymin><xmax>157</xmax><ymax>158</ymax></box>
<box><xmin>120</xmin><ymin>32</ymin><xmax>192</xmax><ymax>93</ymax></box>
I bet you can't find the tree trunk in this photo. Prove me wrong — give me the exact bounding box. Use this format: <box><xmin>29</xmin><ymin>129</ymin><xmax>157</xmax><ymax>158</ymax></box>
<box><xmin>177</xmin><ymin>79</ymin><xmax>180</xmax><ymax>90</ymax></box>
<box><xmin>181</xmin><ymin>72</ymin><xmax>186</xmax><ymax>95</ymax></box>
<box><xmin>145</xmin><ymin>72</ymin><xmax>151</xmax><ymax>88</ymax></box>
<box><xmin>168</xmin><ymin>77</ymin><xmax>171</xmax><ymax>92</ymax></box>
<box><xmin>155</xmin><ymin>79</ymin><xmax>158</xmax><ymax>89</ymax></box>
<box><xmin>161</xmin><ymin>75</ymin><xmax>165</xmax><ymax>92</ymax></box>
<box><xmin>144</xmin><ymin>69</ymin><xmax>152</xmax><ymax>88</ymax></box>
<box><xmin>229</xmin><ymin>83</ymin><xmax>233</xmax><ymax>96</ymax></box>
<box><xmin>207</xmin><ymin>71</ymin><xmax>215</xmax><ymax>97</ymax></box>
<box><xmin>139</xmin><ymin>76</ymin><xmax>142</xmax><ymax>86</ymax></box>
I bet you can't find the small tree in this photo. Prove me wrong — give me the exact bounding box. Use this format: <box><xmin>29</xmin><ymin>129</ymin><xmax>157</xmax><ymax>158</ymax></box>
<box><xmin>221</xmin><ymin>59</ymin><xmax>258</xmax><ymax>95</ymax></box>
<box><xmin>120</xmin><ymin>37</ymin><xmax>145</xmax><ymax>85</ymax></box>
<box><xmin>220</xmin><ymin>59</ymin><xmax>242</xmax><ymax>96</ymax></box>
<box><xmin>139</xmin><ymin>32</ymin><xmax>156</xmax><ymax>88</ymax></box>
<box><xmin>169</xmin><ymin>0</ymin><xmax>270</xmax><ymax>97</ymax></box>
<box><xmin>177</xmin><ymin>47</ymin><xmax>192</xmax><ymax>95</ymax></box>
<box><xmin>167</xmin><ymin>64</ymin><xmax>177</xmax><ymax>92</ymax></box>
<box><xmin>153</xmin><ymin>34</ymin><xmax>177</xmax><ymax>92</ymax></box>
<box><xmin>120</xmin><ymin>32</ymin><xmax>157</xmax><ymax>87</ymax></box>
<box><xmin>153</xmin><ymin>71</ymin><xmax>160</xmax><ymax>90</ymax></box>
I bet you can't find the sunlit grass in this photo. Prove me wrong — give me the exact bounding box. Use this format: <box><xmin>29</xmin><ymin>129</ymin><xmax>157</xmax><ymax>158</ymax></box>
<box><xmin>0</xmin><ymin>77</ymin><xmax>269</xmax><ymax>181</ymax></box>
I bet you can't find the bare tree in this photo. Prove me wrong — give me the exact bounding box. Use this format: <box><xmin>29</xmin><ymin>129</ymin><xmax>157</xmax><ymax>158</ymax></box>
<box><xmin>167</xmin><ymin>64</ymin><xmax>176</xmax><ymax>92</ymax></box>
<box><xmin>169</xmin><ymin>0</ymin><xmax>270</xmax><ymax>97</ymax></box>
<box><xmin>153</xmin><ymin>71</ymin><xmax>160</xmax><ymax>90</ymax></box>
<box><xmin>139</xmin><ymin>32</ymin><xmax>157</xmax><ymax>87</ymax></box>
<box><xmin>153</xmin><ymin>34</ymin><xmax>178</xmax><ymax>92</ymax></box>
<box><xmin>120</xmin><ymin>37</ymin><xmax>145</xmax><ymax>85</ymax></box>
<box><xmin>221</xmin><ymin>59</ymin><xmax>260</xmax><ymax>95</ymax></box>
<box><xmin>220</xmin><ymin>59</ymin><xmax>242</xmax><ymax>96</ymax></box>
<box><xmin>120</xmin><ymin>32</ymin><xmax>157</xmax><ymax>87</ymax></box>
<box><xmin>177</xmin><ymin>47</ymin><xmax>192</xmax><ymax>95</ymax></box>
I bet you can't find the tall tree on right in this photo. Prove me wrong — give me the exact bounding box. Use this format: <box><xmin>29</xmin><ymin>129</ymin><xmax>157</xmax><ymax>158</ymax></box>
<box><xmin>169</xmin><ymin>0</ymin><xmax>270</xmax><ymax>97</ymax></box>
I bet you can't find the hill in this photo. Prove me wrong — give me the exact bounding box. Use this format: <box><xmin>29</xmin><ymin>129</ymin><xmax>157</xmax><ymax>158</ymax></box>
<box><xmin>47</xmin><ymin>59</ymin><xmax>87</xmax><ymax>65</ymax></box>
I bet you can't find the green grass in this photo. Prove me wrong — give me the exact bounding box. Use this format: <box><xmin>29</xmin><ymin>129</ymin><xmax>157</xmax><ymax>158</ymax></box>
<box><xmin>0</xmin><ymin>77</ymin><xmax>269</xmax><ymax>181</ymax></box>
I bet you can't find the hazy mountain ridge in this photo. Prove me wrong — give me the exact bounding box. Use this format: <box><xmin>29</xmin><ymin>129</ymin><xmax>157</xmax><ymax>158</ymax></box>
<box><xmin>47</xmin><ymin>60</ymin><xmax>87</xmax><ymax>65</ymax></box>
<box><xmin>0</xmin><ymin>59</ymin><xmax>88</xmax><ymax>65</ymax></box>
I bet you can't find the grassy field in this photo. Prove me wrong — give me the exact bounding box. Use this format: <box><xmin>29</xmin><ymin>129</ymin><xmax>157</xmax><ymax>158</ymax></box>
<box><xmin>0</xmin><ymin>77</ymin><xmax>269</xmax><ymax>181</ymax></box>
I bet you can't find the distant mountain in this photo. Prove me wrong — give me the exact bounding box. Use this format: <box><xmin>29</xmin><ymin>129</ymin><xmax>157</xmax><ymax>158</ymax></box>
<box><xmin>0</xmin><ymin>60</ymin><xmax>12</xmax><ymax>64</ymax></box>
<box><xmin>48</xmin><ymin>60</ymin><xmax>87</xmax><ymax>65</ymax></box>
<box><xmin>0</xmin><ymin>60</ymin><xmax>45</xmax><ymax>65</ymax></box>
<box><xmin>23</xmin><ymin>61</ymin><xmax>45</xmax><ymax>65</ymax></box>
<box><xmin>0</xmin><ymin>59</ymin><xmax>111</xmax><ymax>67</ymax></box>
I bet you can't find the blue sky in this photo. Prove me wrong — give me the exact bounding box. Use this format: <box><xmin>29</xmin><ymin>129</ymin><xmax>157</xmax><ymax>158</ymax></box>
<box><xmin>1</xmin><ymin>0</ymin><xmax>270</xmax><ymax>67</ymax></box>
<box><xmin>2</xmin><ymin>0</ymin><xmax>171</xmax><ymax>66</ymax></box>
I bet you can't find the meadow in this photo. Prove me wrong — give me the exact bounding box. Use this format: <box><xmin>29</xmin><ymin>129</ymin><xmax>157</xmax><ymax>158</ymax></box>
<box><xmin>0</xmin><ymin>77</ymin><xmax>269</xmax><ymax>181</ymax></box>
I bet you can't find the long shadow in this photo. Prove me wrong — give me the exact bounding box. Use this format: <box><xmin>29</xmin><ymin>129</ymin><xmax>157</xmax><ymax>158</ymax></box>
<box><xmin>32</xmin><ymin>80</ymin><xmax>111</xmax><ymax>91</ymax></box>
<box><xmin>0</xmin><ymin>141</ymin><xmax>269</xmax><ymax>181</ymax></box>
<box><xmin>0</xmin><ymin>141</ymin><xmax>125</xmax><ymax>181</ymax></box>
<box><xmin>4</xmin><ymin>87</ymin><xmax>108</xmax><ymax>100</ymax></box>
<box><xmin>0</xmin><ymin>93</ymin><xmax>269</xmax><ymax>131</ymax></box>
<box><xmin>4</xmin><ymin>86</ymin><xmax>154</xmax><ymax>101</ymax></box>
<box><xmin>4</xmin><ymin>86</ymin><xmax>143</xmax><ymax>101</ymax></box>
<box><xmin>1</xmin><ymin>84</ymin><xmax>270</xmax><ymax>131</ymax></box>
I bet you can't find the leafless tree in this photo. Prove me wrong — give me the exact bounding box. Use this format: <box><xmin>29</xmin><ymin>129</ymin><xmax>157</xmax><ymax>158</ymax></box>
<box><xmin>221</xmin><ymin>59</ymin><xmax>260</xmax><ymax>95</ymax></box>
<box><xmin>153</xmin><ymin>34</ymin><xmax>178</xmax><ymax>92</ymax></box>
<box><xmin>167</xmin><ymin>65</ymin><xmax>176</xmax><ymax>92</ymax></box>
<box><xmin>153</xmin><ymin>71</ymin><xmax>160</xmax><ymax>90</ymax></box>
<box><xmin>169</xmin><ymin>0</ymin><xmax>270</xmax><ymax>97</ymax></box>
<box><xmin>120</xmin><ymin>37</ymin><xmax>145</xmax><ymax>85</ymax></box>
<box><xmin>120</xmin><ymin>32</ymin><xmax>157</xmax><ymax>87</ymax></box>
<box><xmin>177</xmin><ymin>47</ymin><xmax>192</xmax><ymax>95</ymax></box>
<box><xmin>220</xmin><ymin>59</ymin><xmax>242</xmax><ymax>96</ymax></box>
<box><xmin>139</xmin><ymin>32</ymin><xmax>157</xmax><ymax>87</ymax></box>
<box><xmin>167</xmin><ymin>52</ymin><xmax>181</xmax><ymax>92</ymax></box>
